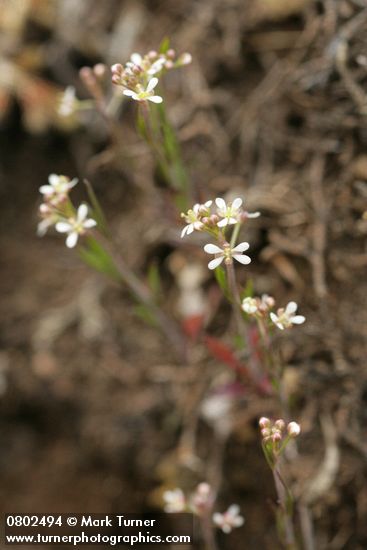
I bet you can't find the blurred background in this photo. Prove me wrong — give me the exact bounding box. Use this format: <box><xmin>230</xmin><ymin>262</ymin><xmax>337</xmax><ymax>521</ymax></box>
<box><xmin>1</xmin><ymin>1</ymin><xmax>367</xmax><ymax>548</ymax></box>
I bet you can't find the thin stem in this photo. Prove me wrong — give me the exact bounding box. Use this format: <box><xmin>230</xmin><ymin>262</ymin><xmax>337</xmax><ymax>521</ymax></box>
<box><xmin>225</xmin><ymin>261</ymin><xmax>262</xmax><ymax>381</ymax></box>
<box><xmin>199</xmin><ymin>512</ymin><xmax>218</xmax><ymax>550</ymax></box>
<box><xmin>93</xmin><ymin>231</ymin><xmax>187</xmax><ymax>363</ymax></box>
<box><xmin>272</xmin><ymin>464</ymin><xmax>298</xmax><ymax>550</ymax></box>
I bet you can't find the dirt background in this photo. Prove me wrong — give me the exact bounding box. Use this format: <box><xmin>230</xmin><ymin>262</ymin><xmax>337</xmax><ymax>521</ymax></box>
<box><xmin>1</xmin><ymin>1</ymin><xmax>367</xmax><ymax>549</ymax></box>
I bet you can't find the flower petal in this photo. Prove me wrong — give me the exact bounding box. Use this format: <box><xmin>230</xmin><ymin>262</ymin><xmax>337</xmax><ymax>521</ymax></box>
<box><xmin>48</xmin><ymin>174</ymin><xmax>59</xmax><ymax>185</ymax></box>
<box><xmin>215</xmin><ymin>198</ymin><xmax>226</xmax><ymax>210</ymax></box>
<box><xmin>123</xmin><ymin>89</ymin><xmax>135</xmax><ymax>97</ymax></box>
<box><xmin>55</xmin><ymin>221</ymin><xmax>72</xmax><ymax>233</ymax></box>
<box><xmin>130</xmin><ymin>53</ymin><xmax>142</xmax><ymax>65</ymax></box>
<box><xmin>77</xmin><ymin>204</ymin><xmax>88</xmax><ymax>221</ymax></box>
<box><xmin>217</xmin><ymin>218</ymin><xmax>229</xmax><ymax>227</ymax></box>
<box><xmin>204</xmin><ymin>244</ymin><xmax>223</xmax><ymax>254</ymax></box>
<box><xmin>84</xmin><ymin>218</ymin><xmax>97</xmax><ymax>228</ymax></box>
<box><xmin>208</xmin><ymin>257</ymin><xmax>224</xmax><ymax>270</ymax></box>
<box><xmin>232</xmin><ymin>242</ymin><xmax>249</xmax><ymax>253</ymax></box>
<box><xmin>291</xmin><ymin>315</ymin><xmax>305</xmax><ymax>325</ymax></box>
<box><xmin>212</xmin><ymin>513</ymin><xmax>223</xmax><ymax>526</ymax></box>
<box><xmin>247</xmin><ymin>211</ymin><xmax>260</xmax><ymax>218</ymax></box>
<box><xmin>233</xmin><ymin>254</ymin><xmax>251</xmax><ymax>265</ymax></box>
<box><xmin>147</xmin><ymin>77</ymin><xmax>158</xmax><ymax>92</ymax></box>
<box><xmin>285</xmin><ymin>301</ymin><xmax>298</xmax><ymax>315</ymax></box>
<box><xmin>204</xmin><ymin>200</ymin><xmax>213</xmax><ymax>208</ymax></box>
<box><xmin>66</xmin><ymin>232</ymin><xmax>78</xmax><ymax>248</ymax></box>
<box><xmin>227</xmin><ymin>504</ymin><xmax>240</xmax><ymax>516</ymax></box>
<box><xmin>232</xmin><ymin>198</ymin><xmax>243</xmax><ymax>210</ymax></box>
<box><xmin>147</xmin><ymin>95</ymin><xmax>163</xmax><ymax>103</ymax></box>
<box><xmin>39</xmin><ymin>185</ymin><xmax>53</xmax><ymax>195</ymax></box>
<box><xmin>69</xmin><ymin>178</ymin><xmax>78</xmax><ymax>188</ymax></box>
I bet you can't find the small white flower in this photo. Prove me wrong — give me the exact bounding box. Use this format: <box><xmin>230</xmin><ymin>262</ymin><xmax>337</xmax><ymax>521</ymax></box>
<box><xmin>55</xmin><ymin>204</ymin><xmax>97</xmax><ymax>248</ymax></box>
<box><xmin>181</xmin><ymin>200</ymin><xmax>212</xmax><ymax>238</ymax></box>
<box><xmin>215</xmin><ymin>197</ymin><xmax>243</xmax><ymax>227</ymax></box>
<box><xmin>163</xmin><ymin>488</ymin><xmax>186</xmax><ymax>513</ymax></box>
<box><xmin>58</xmin><ymin>86</ymin><xmax>77</xmax><ymax>117</ymax></box>
<box><xmin>147</xmin><ymin>57</ymin><xmax>166</xmax><ymax>75</ymax></box>
<box><xmin>242</xmin><ymin>297</ymin><xmax>258</xmax><ymax>314</ymax></box>
<box><xmin>287</xmin><ymin>421</ymin><xmax>301</xmax><ymax>437</ymax></box>
<box><xmin>213</xmin><ymin>505</ymin><xmax>244</xmax><ymax>533</ymax></box>
<box><xmin>39</xmin><ymin>174</ymin><xmax>78</xmax><ymax>198</ymax></box>
<box><xmin>190</xmin><ymin>483</ymin><xmax>214</xmax><ymax>514</ymax></box>
<box><xmin>130</xmin><ymin>52</ymin><xmax>143</xmax><ymax>66</ymax></box>
<box><xmin>203</xmin><ymin>242</ymin><xmax>251</xmax><ymax>270</ymax></box>
<box><xmin>123</xmin><ymin>77</ymin><xmax>163</xmax><ymax>104</ymax></box>
<box><xmin>270</xmin><ymin>301</ymin><xmax>305</xmax><ymax>330</ymax></box>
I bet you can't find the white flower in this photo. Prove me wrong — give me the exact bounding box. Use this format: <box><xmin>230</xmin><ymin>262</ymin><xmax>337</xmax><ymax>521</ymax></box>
<box><xmin>130</xmin><ymin>52</ymin><xmax>143</xmax><ymax>66</ymax></box>
<box><xmin>190</xmin><ymin>483</ymin><xmax>214</xmax><ymax>514</ymax></box>
<box><xmin>147</xmin><ymin>57</ymin><xmax>166</xmax><ymax>75</ymax></box>
<box><xmin>123</xmin><ymin>77</ymin><xmax>163</xmax><ymax>104</ymax></box>
<box><xmin>242</xmin><ymin>297</ymin><xmax>258</xmax><ymax>314</ymax></box>
<box><xmin>39</xmin><ymin>174</ymin><xmax>78</xmax><ymax>198</ymax></box>
<box><xmin>215</xmin><ymin>197</ymin><xmax>243</xmax><ymax>227</ymax></box>
<box><xmin>213</xmin><ymin>505</ymin><xmax>244</xmax><ymax>533</ymax></box>
<box><xmin>55</xmin><ymin>204</ymin><xmax>97</xmax><ymax>248</ymax></box>
<box><xmin>181</xmin><ymin>200</ymin><xmax>212</xmax><ymax>238</ymax></box>
<box><xmin>270</xmin><ymin>301</ymin><xmax>305</xmax><ymax>330</ymax></box>
<box><xmin>287</xmin><ymin>421</ymin><xmax>301</xmax><ymax>437</ymax></box>
<box><xmin>203</xmin><ymin>242</ymin><xmax>251</xmax><ymax>270</ymax></box>
<box><xmin>58</xmin><ymin>86</ymin><xmax>77</xmax><ymax>117</ymax></box>
<box><xmin>163</xmin><ymin>489</ymin><xmax>186</xmax><ymax>513</ymax></box>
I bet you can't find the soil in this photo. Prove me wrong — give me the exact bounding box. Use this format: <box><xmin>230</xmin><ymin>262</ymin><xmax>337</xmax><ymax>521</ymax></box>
<box><xmin>0</xmin><ymin>1</ymin><xmax>367</xmax><ymax>549</ymax></box>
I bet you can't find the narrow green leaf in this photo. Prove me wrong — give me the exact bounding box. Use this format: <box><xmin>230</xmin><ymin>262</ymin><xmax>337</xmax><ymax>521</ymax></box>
<box><xmin>134</xmin><ymin>304</ymin><xmax>158</xmax><ymax>327</ymax></box>
<box><xmin>83</xmin><ymin>180</ymin><xmax>108</xmax><ymax>236</ymax></box>
<box><xmin>147</xmin><ymin>262</ymin><xmax>161</xmax><ymax>298</ymax></box>
<box><xmin>79</xmin><ymin>237</ymin><xmax>121</xmax><ymax>281</ymax></box>
<box><xmin>159</xmin><ymin>37</ymin><xmax>171</xmax><ymax>54</ymax></box>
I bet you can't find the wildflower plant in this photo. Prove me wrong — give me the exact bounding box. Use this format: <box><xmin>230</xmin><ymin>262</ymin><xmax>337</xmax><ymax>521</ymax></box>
<box><xmin>259</xmin><ymin>418</ymin><xmax>301</xmax><ymax>549</ymax></box>
<box><xmin>40</xmin><ymin>40</ymin><xmax>312</xmax><ymax>550</ymax></box>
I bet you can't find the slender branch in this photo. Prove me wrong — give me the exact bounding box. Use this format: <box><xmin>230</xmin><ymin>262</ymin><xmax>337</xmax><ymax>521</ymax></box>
<box><xmin>225</xmin><ymin>261</ymin><xmax>262</xmax><ymax>381</ymax></box>
<box><xmin>93</xmin><ymin>231</ymin><xmax>187</xmax><ymax>362</ymax></box>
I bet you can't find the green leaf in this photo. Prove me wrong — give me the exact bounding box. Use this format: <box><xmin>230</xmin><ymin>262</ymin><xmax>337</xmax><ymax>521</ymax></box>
<box><xmin>83</xmin><ymin>180</ymin><xmax>108</xmax><ymax>236</ymax></box>
<box><xmin>147</xmin><ymin>262</ymin><xmax>161</xmax><ymax>298</ymax></box>
<box><xmin>214</xmin><ymin>266</ymin><xmax>230</xmax><ymax>298</ymax></box>
<box><xmin>79</xmin><ymin>237</ymin><xmax>121</xmax><ymax>281</ymax></box>
<box><xmin>240</xmin><ymin>278</ymin><xmax>254</xmax><ymax>300</ymax></box>
<box><xmin>159</xmin><ymin>36</ymin><xmax>171</xmax><ymax>54</ymax></box>
<box><xmin>134</xmin><ymin>304</ymin><xmax>158</xmax><ymax>327</ymax></box>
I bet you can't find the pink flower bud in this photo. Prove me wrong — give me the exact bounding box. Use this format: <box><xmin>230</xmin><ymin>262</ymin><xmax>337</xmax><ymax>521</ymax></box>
<box><xmin>287</xmin><ymin>422</ymin><xmax>301</xmax><ymax>437</ymax></box>
<box><xmin>259</xmin><ymin>417</ymin><xmax>270</xmax><ymax>429</ymax></box>
<box><xmin>274</xmin><ymin>419</ymin><xmax>285</xmax><ymax>431</ymax></box>
<box><xmin>272</xmin><ymin>432</ymin><xmax>282</xmax><ymax>442</ymax></box>
<box><xmin>167</xmin><ymin>49</ymin><xmax>176</xmax><ymax>59</ymax></box>
<box><xmin>261</xmin><ymin>428</ymin><xmax>270</xmax><ymax>438</ymax></box>
<box><xmin>111</xmin><ymin>63</ymin><xmax>123</xmax><ymax>74</ymax></box>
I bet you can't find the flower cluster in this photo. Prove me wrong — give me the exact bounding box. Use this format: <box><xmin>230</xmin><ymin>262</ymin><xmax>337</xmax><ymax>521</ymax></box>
<box><xmin>111</xmin><ymin>48</ymin><xmax>191</xmax><ymax>104</ymax></box>
<box><xmin>181</xmin><ymin>197</ymin><xmax>260</xmax><ymax>239</ymax></box>
<box><xmin>38</xmin><ymin>174</ymin><xmax>97</xmax><ymax>248</ymax></box>
<box><xmin>259</xmin><ymin>417</ymin><xmax>301</xmax><ymax>464</ymax></box>
<box><xmin>163</xmin><ymin>482</ymin><xmax>244</xmax><ymax>534</ymax></box>
<box><xmin>242</xmin><ymin>296</ymin><xmax>305</xmax><ymax>331</ymax></box>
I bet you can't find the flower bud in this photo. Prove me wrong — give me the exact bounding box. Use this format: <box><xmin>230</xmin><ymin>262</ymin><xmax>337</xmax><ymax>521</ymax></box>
<box><xmin>287</xmin><ymin>422</ymin><xmax>301</xmax><ymax>437</ymax></box>
<box><xmin>165</xmin><ymin>60</ymin><xmax>174</xmax><ymax>70</ymax></box>
<box><xmin>94</xmin><ymin>63</ymin><xmax>107</xmax><ymax>78</ymax></box>
<box><xmin>261</xmin><ymin>428</ymin><xmax>270</xmax><ymax>438</ymax></box>
<box><xmin>111</xmin><ymin>63</ymin><xmax>123</xmax><ymax>75</ymax></box>
<box><xmin>259</xmin><ymin>417</ymin><xmax>270</xmax><ymax>429</ymax></box>
<box><xmin>167</xmin><ymin>49</ymin><xmax>176</xmax><ymax>59</ymax></box>
<box><xmin>274</xmin><ymin>419</ymin><xmax>285</xmax><ymax>431</ymax></box>
<box><xmin>272</xmin><ymin>432</ymin><xmax>282</xmax><ymax>442</ymax></box>
<box><xmin>148</xmin><ymin>50</ymin><xmax>158</xmax><ymax>60</ymax></box>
